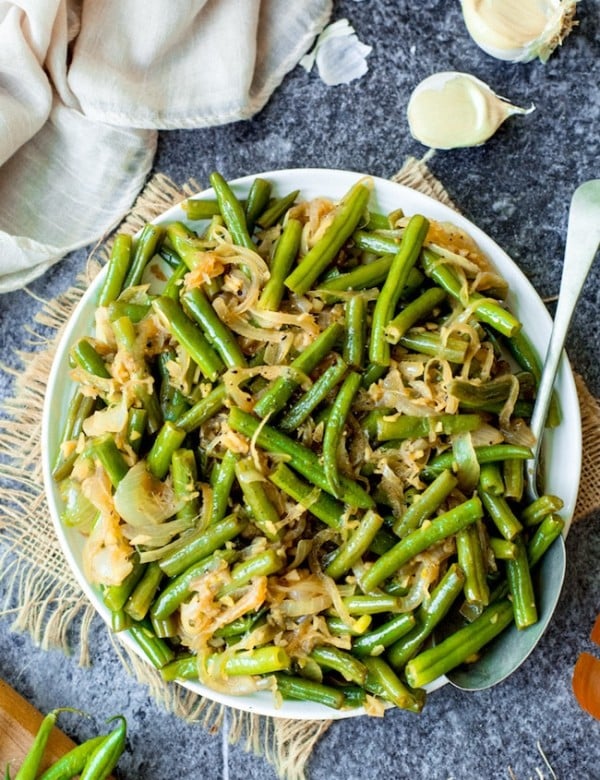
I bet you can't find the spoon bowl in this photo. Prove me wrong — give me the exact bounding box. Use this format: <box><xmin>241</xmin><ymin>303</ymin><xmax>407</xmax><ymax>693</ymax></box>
<box><xmin>447</xmin><ymin>179</ymin><xmax>600</xmax><ymax>691</ymax></box>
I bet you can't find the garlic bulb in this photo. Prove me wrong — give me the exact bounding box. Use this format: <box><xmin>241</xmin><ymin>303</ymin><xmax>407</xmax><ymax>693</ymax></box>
<box><xmin>460</xmin><ymin>0</ymin><xmax>578</xmax><ymax>63</ymax></box>
<box><xmin>406</xmin><ymin>72</ymin><xmax>534</xmax><ymax>150</ymax></box>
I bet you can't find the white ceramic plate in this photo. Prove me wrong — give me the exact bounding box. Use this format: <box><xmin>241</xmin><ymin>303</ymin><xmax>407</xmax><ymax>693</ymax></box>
<box><xmin>42</xmin><ymin>168</ymin><xmax>581</xmax><ymax>720</ymax></box>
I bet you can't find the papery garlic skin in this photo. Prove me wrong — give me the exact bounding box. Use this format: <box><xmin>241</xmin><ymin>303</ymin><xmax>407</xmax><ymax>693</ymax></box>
<box><xmin>407</xmin><ymin>72</ymin><xmax>534</xmax><ymax>150</ymax></box>
<box><xmin>461</xmin><ymin>0</ymin><xmax>578</xmax><ymax>63</ymax></box>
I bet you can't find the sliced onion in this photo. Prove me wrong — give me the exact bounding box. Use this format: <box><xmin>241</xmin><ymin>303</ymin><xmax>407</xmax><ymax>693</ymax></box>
<box><xmin>113</xmin><ymin>460</ymin><xmax>183</xmax><ymax>527</ymax></box>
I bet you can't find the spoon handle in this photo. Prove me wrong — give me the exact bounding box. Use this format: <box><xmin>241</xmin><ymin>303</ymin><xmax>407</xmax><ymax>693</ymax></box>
<box><xmin>529</xmin><ymin>180</ymin><xmax>600</xmax><ymax>454</ymax></box>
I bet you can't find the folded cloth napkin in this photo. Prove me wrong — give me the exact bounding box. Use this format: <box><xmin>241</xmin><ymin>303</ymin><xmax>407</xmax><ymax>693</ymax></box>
<box><xmin>0</xmin><ymin>0</ymin><xmax>332</xmax><ymax>293</ymax></box>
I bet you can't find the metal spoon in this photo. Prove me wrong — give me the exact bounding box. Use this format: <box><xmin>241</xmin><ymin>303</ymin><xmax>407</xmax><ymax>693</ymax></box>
<box><xmin>447</xmin><ymin>179</ymin><xmax>600</xmax><ymax>691</ymax></box>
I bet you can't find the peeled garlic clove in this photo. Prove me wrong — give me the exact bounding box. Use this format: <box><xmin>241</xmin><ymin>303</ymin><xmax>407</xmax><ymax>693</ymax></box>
<box><xmin>460</xmin><ymin>0</ymin><xmax>578</xmax><ymax>63</ymax></box>
<box><xmin>406</xmin><ymin>71</ymin><xmax>534</xmax><ymax>150</ymax></box>
<box><xmin>300</xmin><ymin>18</ymin><xmax>372</xmax><ymax>86</ymax></box>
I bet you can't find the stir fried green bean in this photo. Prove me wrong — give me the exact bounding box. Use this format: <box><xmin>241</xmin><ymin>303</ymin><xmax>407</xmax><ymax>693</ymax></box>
<box><xmin>54</xmin><ymin>172</ymin><xmax>568</xmax><ymax>714</ymax></box>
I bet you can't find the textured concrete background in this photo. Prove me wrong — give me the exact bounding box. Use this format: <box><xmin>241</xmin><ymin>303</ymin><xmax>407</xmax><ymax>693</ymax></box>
<box><xmin>1</xmin><ymin>1</ymin><xmax>599</xmax><ymax>778</ymax></box>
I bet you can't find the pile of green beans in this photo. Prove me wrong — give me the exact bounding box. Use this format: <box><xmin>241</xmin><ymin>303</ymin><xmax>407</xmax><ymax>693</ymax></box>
<box><xmin>8</xmin><ymin>709</ymin><xmax>126</xmax><ymax>780</ymax></box>
<box><xmin>53</xmin><ymin>171</ymin><xmax>566</xmax><ymax>714</ymax></box>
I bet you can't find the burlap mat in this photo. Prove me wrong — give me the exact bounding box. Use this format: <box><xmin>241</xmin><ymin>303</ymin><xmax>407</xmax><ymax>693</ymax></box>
<box><xmin>1</xmin><ymin>158</ymin><xmax>599</xmax><ymax>780</ymax></box>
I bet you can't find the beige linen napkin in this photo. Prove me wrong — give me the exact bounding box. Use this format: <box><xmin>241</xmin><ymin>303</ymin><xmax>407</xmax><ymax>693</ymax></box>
<box><xmin>0</xmin><ymin>0</ymin><xmax>332</xmax><ymax>293</ymax></box>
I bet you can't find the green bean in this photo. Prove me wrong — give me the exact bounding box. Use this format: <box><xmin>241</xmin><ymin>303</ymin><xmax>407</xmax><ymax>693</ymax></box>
<box><xmin>165</xmin><ymin>222</ymin><xmax>207</xmax><ymax>270</ymax></box>
<box><xmin>285</xmin><ymin>180</ymin><xmax>371</xmax><ymax>294</ymax></box>
<box><xmin>151</xmin><ymin>550</ymin><xmax>236</xmax><ymax>620</ymax></box>
<box><xmin>146</xmin><ymin>421</ymin><xmax>186</xmax><ymax>480</ymax></box>
<box><xmin>244</xmin><ymin>177</ymin><xmax>272</xmax><ymax>232</ymax></box>
<box><xmin>107</xmin><ymin>300</ymin><xmax>151</xmax><ymax>323</ymax></box>
<box><xmin>256</xmin><ymin>189</ymin><xmax>300</xmax><ymax>229</ymax></box>
<box><xmin>323</xmin><ymin>371</ymin><xmax>361</xmax><ymax>497</ymax></box>
<box><xmin>182</xmin><ymin>198</ymin><xmax>222</xmax><ymax>221</ymax></box>
<box><xmin>172</xmin><ymin>448</ymin><xmax>200</xmax><ymax>524</ymax></box>
<box><xmin>339</xmin><ymin>594</ymin><xmax>403</xmax><ymax>615</ymax></box>
<box><xmin>326</xmin><ymin>614</ymin><xmax>372</xmax><ymax>636</ymax></box>
<box><xmin>325</xmin><ymin>509</ymin><xmax>383</xmax><ymax>579</ymax></box>
<box><xmin>159</xmin><ymin>514</ymin><xmax>245</xmax><ymax>577</ymax></box>
<box><xmin>219</xmin><ymin>548</ymin><xmax>284</xmax><ymax>597</ymax></box>
<box><xmin>150</xmin><ymin>613</ymin><xmax>179</xmax><ymax>639</ymax></box>
<box><xmin>176</xmin><ymin>383</ymin><xmax>227</xmax><ymax>433</ymax></box>
<box><xmin>14</xmin><ymin>708</ymin><xmax>75</xmax><ymax>780</ymax></box>
<box><xmin>123</xmin><ymin>223</ymin><xmax>165</xmax><ymax>288</ymax></box>
<box><xmin>363</xmin><ymin>656</ymin><xmax>425</xmax><ymax>712</ymax></box>
<box><xmin>340</xmin><ymin>685</ymin><xmax>368</xmax><ymax>708</ymax></box>
<box><xmin>268</xmin><ymin>462</ymin><xmax>345</xmax><ymax>529</ymax></box>
<box><xmin>352</xmin><ymin>229</ymin><xmax>401</xmax><ymax>256</ymax></box>
<box><xmin>480</xmin><ymin>489</ymin><xmax>523</xmax><ymax>541</ymax></box>
<box><xmin>228</xmin><ymin>407</ymin><xmax>374</xmax><ymax>509</ymax></box>
<box><xmin>502</xmin><ymin>459</ymin><xmax>524</xmax><ymax>501</ymax></box>
<box><xmin>79</xmin><ymin>715</ymin><xmax>127</xmax><ymax>780</ymax></box>
<box><xmin>421</xmin><ymin>444</ymin><xmax>533</xmax><ymax>480</ymax></box>
<box><xmin>448</xmin><ymin>374</ymin><xmax>523</xmax><ymax>406</ymax></box>
<box><xmin>279</xmin><ymin>357</ymin><xmax>347</xmax><ymax>432</ymax></box>
<box><xmin>385</xmin><ymin>287</ymin><xmax>447</xmax><ymax>344</ymax></box>
<box><xmin>370</xmin><ymin>527</ymin><xmax>400</xmax><ymax>556</ymax></box>
<box><xmin>506</xmin><ymin>536</ymin><xmax>538</xmax><ymax>629</ymax></box>
<box><xmin>209</xmin><ymin>171</ymin><xmax>254</xmax><ymax>250</ymax></box>
<box><xmin>52</xmin><ymin>393</ymin><xmax>97</xmax><ymax>481</ymax></box>
<box><xmin>37</xmin><ymin>736</ymin><xmax>107</xmax><ymax>780</ymax></box>
<box><xmin>398</xmin><ymin>330</ymin><xmax>469</xmax><ymax>363</ymax></box>
<box><xmin>362</xmin><ymin>496</ymin><xmax>483</xmax><ymax>593</ymax></box>
<box><xmin>93</xmin><ymin>434</ymin><xmax>128</xmax><ymax>488</ymax></box>
<box><xmin>98</xmin><ymin>233</ymin><xmax>132</xmax><ymax>306</ymax></box>
<box><xmin>159</xmin><ymin>244</ymin><xmax>185</xmax><ymax>269</ymax></box>
<box><xmin>369</xmin><ymin>214</ymin><xmax>430</xmax><ymax>366</ymax></box>
<box><xmin>103</xmin><ymin>554</ymin><xmax>145</xmax><ymax>612</ymax></box>
<box><xmin>235</xmin><ymin>459</ymin><xmax>282</xmax><ymax>541</ymax></box>
<box><xmin>209</xmin><ymin>449</ymin><xmax>238</xmax><ymax>523</ymax></box>
<box><xmin>124</xmin><ymin>562</ymin><xmax>164</xmax><ymax>622</ymax></box>
<box><xmin>343</xmin><ymin>295</ymin><xmax>367</xmax><ymax>368</ymax></box>
<box><xmin>478</xmin><ymin>462</ymin><xmax>505</xmax><ymax>496</ymax></box>
<box><xmin>352</xmin><ymin>613</ymin><xmax>416</xmax><ymax>657</ymax></box>
<box><xmin>361</xmin><ymin>362</ymin><xmax>387</xmax><ymax>388</ymax></box>
<box><xmin>421</xmin><ymin>250</ymin><xmax>521</xmax><ymax>338</ymax></box>
<box><xmin>160</xmin><ymin>654</ymin><xmax>199</xmax><ymax>681</ymax></box>
<box><xmin>257</xmin><ymin>218</ymin><xmax>302</xmax><ymax>310</ymax></box>
<box><xmin>521</xmin><ymin>494</ymin><xmax>564</xmax><ymax>526</ymax></box>
<box><xmin>182</xmin><ymin>287</ymin><xmax>247</xmax><ymax>368</ymax></box>
<box><xmin>320</xmin><ymin>255</ymin><xmax>393</xmax><ymax>291</ymax></box>
<box><xmin>273</xmin><ymin>673</ymin><xmax>345</xmax><ymax>709</ymax></box>
<box><xmin>505</xmin><ymin>330</ymin><xmax>561</xmax><ymax>427</ymax></box>
<box><xmin>309</xmin><ymin>646</ymin><xmax>367</xmax><ymax>685</ymax></box>
<box><xmin>405</xmin><ymin>599</ymin><xmax>514</xmax><ymax>688</ymax></box>
<box><xmin>162</xmin><ymin>259</ymin><xmax>188</xmax><ymax>300</ymax></box>
<box><xmin>376</xmin><ymin>413</ymin><xmax>482</xmax><ymax>442</ymax></box>
<box><xmin>214</xmin><ymin>609</ymin><xmax>267</xmax><ymax>639</ymax></box>
<box><xmin>393</xmin><ymin>469</ymin><xmax>458</xmax><ymax>537</ymax></box>
<box><xmin>456</xmin><ymin>522</ymin><xmax>490</xmax><ymax>607</ymax></box>
<box><xmin>152</xmin><ymin>296</ymin><xmax>224</xmax><ymax>381</ymax></box>
<box><xmin>128</xmin><ymin>622</ymin><xmax>174</xmax><ymax>668</ymax></box>
<box><xmin>72</xmin><ymin>339</ymin><xmax>111</xmax><ymax>378</ymax></box>
<box><xmin>253</xmin><ymin>322</ymin><xmax>343</xmax><ymax>418</ymax></box>
<box><xmin>214</xmin><ymin>646</ymin><xmax>290</xmax><ymax>676</ymax></box>
<box><xmin>527</xmin><ymin>514</ymin><xmax>565</xmax><ymax>567</ymax></box>
<box><xmin>387</xmin><ymin>563</ymin><xmax>466</xmax><ymax>670</ymax></box>
<box><xmin>489</xmin><ymin>536</ymin><xmax>517</xmax><ymax>560</ymax></box>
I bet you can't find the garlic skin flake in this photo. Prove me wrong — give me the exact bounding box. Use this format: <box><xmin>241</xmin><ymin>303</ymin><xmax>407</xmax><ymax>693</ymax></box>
<box><xmin>300</xmin><ymin>18</ymin><xmax>372</xmax><ymax>86</ymax></box>
<box><xmin>406</xmin><ymin>72</ymin><xmax>534</xmax><ymax>150</ymax></box>
<box><xmin>461</xmin><ymin>0</ymin><xmax>578</xmax><ymax>63</ymax></box>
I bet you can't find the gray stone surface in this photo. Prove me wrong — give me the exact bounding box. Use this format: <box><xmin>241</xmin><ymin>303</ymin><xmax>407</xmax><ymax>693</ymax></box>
<box><xmin>1</xmin><ymin>1</ymin><xmax>600</xmax><ymax>778</ymax></box>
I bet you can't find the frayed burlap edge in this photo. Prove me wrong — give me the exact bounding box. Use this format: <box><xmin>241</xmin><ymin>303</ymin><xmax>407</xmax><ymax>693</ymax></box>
<box><xmin>1</xmin><ymin>157</ymin><xmax>598</xmax><ymax>780</ymax></box>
